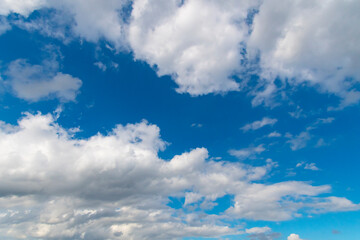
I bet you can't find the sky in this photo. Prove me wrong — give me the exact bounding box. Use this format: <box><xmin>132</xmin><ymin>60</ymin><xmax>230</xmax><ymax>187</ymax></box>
<box><xmin>0</xmin><ymin>0</ymin><xmax>359</xmax><ymax>239</ymax></box>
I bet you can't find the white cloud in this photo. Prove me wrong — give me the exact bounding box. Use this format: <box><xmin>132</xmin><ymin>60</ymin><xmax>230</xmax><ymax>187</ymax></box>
<box><xmin>128</xmin><ymin>0</ymin><xmax>259</xmax><ymax>95</ymax></box>
<box><xmin>229</xmin><ymin>145</ymin><xmax>266</xmax><ymax>160</ymax></box>
<box><xmin>241</xmin><ymin>117</ymin><xmax>278</xmax><ymax>132</ymax></box>
<box><xmin>2</xmin><ymin>58</ymin><xmax>82</xmax><ymax>102</ymax></box>
<box><xmin>52</xmin><ymin>0</ymin><xmax>130</xmax><ymax>49</ymax></box>
<box><xmin>268</xmin><ymin>131</ymin><xmax>281</xmax><ymax>138</ymax></box>
<box><xmin>296</xmin><ymin>162</ymin><xmax>320</xmax><ymax>171</ymax></box>
<box><xmin>248</xmin><ymin>0</ymin><xmax>360</xmax><ymax>107</ymax></box>
<box><xmin>0</xmin><ymin>17</ymin><xmax>10</xmax><ymax>35</ymax></box>
<box><xmin>286</xmin><ymin>117</ymin><xmax>334</xmax><ymax>151</ymax></box>
<box><xmin>246</xmin><ymin>227</ymin><xmax>281</xmax><ymax>240</ymax></box>
<box><xmin>288</xmin><ymin>233</ymin><xmax>303</xmax><ymax>240</ymax></box>
<box><xmin>1</xmin><ymin>0</ymin><xmax>360</xmax><ymax>107</ymax></box>
<box><xmin>304</xmin><ymin>163</ymin><xmax>320</xmax><ymax>171</ymax></box>
<box><xmin>0</xmin><ymin>112</ymin><xmax>357</xmax><ymax>239</ymax></box>
<box><xmin>286</xmin><ymin>132</ymin><xmax>311</xmax><ymax>151</ymax></box>
<box><xmin>0</xmin><ymin>0</ymin><xmax>47</xmax><ymax>17</ymax></box>
<box><xmin>246</xmin><ymin>227</ymin><xmax>271</xmax><ymax>234</ymax></box>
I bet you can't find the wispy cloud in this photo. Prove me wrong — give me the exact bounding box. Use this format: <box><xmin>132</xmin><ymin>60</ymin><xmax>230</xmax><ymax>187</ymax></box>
<box><xmin>229</xmin><ymin>145</ymin><xmax>266</xmax><ymax>160</ymax></box>
<box><xmin>296</xmin><ymin>162</ymin><xmax>320</xmax><ymax>171</ymax></box>
<box><xmin>241</xmin><ymin>117</ymin><xmax>277</xmax><ymax>132</ymax></box>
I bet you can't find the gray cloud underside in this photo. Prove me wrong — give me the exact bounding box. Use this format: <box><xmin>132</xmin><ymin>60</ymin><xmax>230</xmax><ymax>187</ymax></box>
<box><xmin>0</xmin><ymin>113</ymin><xmax>358</xmax><ymax>239</ymax></box>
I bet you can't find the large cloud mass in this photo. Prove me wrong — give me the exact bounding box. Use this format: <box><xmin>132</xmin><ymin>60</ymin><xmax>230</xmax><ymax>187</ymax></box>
<box><xmin>0</xmin><ymin>113</ymin><xmax>358</xmax><ymax>239</ymax></box>
<box><xmin>1</xmin><ymin>0</ymin><xmax>359</xmax><ymax>105</ymax></box>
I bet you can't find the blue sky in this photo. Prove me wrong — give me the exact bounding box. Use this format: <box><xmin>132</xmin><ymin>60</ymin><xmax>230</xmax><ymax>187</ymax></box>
<box><xmin>0</xmin><ymin>1</ymin><xmax>359</xmax><ymax>239</ymax></box>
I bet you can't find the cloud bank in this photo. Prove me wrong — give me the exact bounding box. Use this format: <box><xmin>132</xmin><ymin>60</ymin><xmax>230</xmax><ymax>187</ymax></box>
<box><xmin>0</xmin><ymin>0</ymin><xmax>358</xmax><ymax>106</ymax></box>
<box><xmin>0</xmin><ymin>113</ymin><xmax>358</xmax><ymax>239</ymax></box>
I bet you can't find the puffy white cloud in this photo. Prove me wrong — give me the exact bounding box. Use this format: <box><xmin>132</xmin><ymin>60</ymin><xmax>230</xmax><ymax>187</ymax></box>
<box><xmin>241</xmin><ymin>117</ymin><xmax>278</xmax><ymax>132</ymax></box>
<box><xmin>287</xmin><ymin>233</ymin><xmax>303</xmax><ymax>240</ymax></box>
<box><xmin>2</xmin><ymin>0</ymin><xmax>360</xmax><ymax>106</ymax></box>
<box><xmin>248</xmin><ymin>0</ymin><xmax>360</xmax><ymax>107</ymax></box>
<box><xmin>51</xmin><ymin>0</ymin><xmax>130</xmax><ymax>49</ymax></box>
<box><xmin>0</xmin><ymin>112</ymin><xmax>358</xmax><ymax>239</ymax></box>
<box><xmin>0</xmin><ymin>0</ymin><xmax>47</xmax><ymax>16</ymax></box>
<box><xmin>2</xmin><ymin>57</ymin><xmax>82</xmax><ymax>102</ymax></box>
<box><xmin>128</xmin><ymin>0</ymin><xmax>260</xmax><ymax>95</ymax></box>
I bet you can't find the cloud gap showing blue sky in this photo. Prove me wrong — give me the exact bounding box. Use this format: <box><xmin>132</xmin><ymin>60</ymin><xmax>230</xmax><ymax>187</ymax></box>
<box><xmin>0</xmin><ymin>0</ymin><xmax>359</xmax><ymax>239</ymax></box>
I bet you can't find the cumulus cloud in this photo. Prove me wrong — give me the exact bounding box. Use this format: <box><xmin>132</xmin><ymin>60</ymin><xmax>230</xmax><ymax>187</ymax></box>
<box><xmin>0</xmin><ymin>112</ymin><xmax>358</xmax><ymax>239</ymax></box>
<box><xmin>248</xmin><ymin>0</ymin><xmax>360</xmax><ymax>107</ymax></box>
<box><xmin>296</xmin><ymin>162</ymin><xmax>320</xmax><ymax>171</ymax></box>
<box><xmin>241</xmin><ymin>117</ymin><xmax>278</xmax><ymax>132</ymax></box>
<box><xmin>128</xmin><ymin>0</ymin><xmax>260</xmax><ymax>95</ymax></box>
<box><xmin>0</xmin><ymin>0</ymin><xmax>47</xmax><ymax>17</ymax></box>
<box><xmin>287</xmin><ymin>233</ymin><xmax>303</xmax><ymax>240</ymax></box>
<box><xmin>1</xmin><ymin>0</ymin><xmax>360</xmax><ymax>106</ymax></box>
<box><xmin>2</xmin><ymin>57</ymin><xmax>82</xmax><ymax>102</ymax></box>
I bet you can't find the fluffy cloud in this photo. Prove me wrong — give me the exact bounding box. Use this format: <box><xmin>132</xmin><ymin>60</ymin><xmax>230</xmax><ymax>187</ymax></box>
<box><xmin>2</xmin><ymin>57</ymin><xmax>82</xmax><ymax>102</ymax></box>
<box><xmin>52</xmin><ymin>0</ymin><xmax>130</xmax><ymax>49</ymax></box>
<box><xmin>287</xmin><ymin>233</ymin><xmax>303</xmax><ymax>240</ymax></box>
<box><xmin>0</xmin><ymin>112</ymin><xmax>358</xmax><ymax>239</ymax></box>
<box><xmin>128</xmin><ymin>0</ymin><xmax>260</xmax><ymax>95</ymax></box>
<box><xmin>1</xmin><ymin>0</ymin><xmax>360</xmax><ymax>106</ymax></box>
<box><xmin>0</xmin><ymin>0</ymin><xmax>47</xmax><ymax>16</ymax></box>
<box><xmin>241</xmin><ymin>117</ymin><xmax>278</xmax><ymax>132</ymax></box>
<box><xmin>248</xmin><ymin>0</ymin><xmax>360</xmax><ymax>107</ymax></box>
<box><xmin>296</xmin><ymin>162</ymin><xmax>320</xmax><ymax>171</ymax></box>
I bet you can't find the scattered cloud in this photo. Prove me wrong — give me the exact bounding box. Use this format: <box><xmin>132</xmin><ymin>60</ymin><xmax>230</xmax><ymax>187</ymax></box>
<box><xmin>191</xmin><ymin>123</ymin><xmax>203</xmax><ymax>128</ymax></box>
<box><xmin>241</xmin><ymin>117</ymin><xmax>278</xmax><ymax>132</ymax></box>
<box><xmin>286</xmin><ymin>132</ymin><xmax>311</xmax><ymax>151</ymax></box>
<box><xmin>1</xmin><ymin>56</ymin><xmax>82</xmax><ymax>102</ymax></box>
<box><xmin>94</xmin><ymin>61</ymin><xmax>107</xmax><ymax>71</ymax></box>
<box><xmin>0</xmin><ymin>17</ymin><xmax>10</xmax><ymax>35</ymax></box>
<box><xmin>229</xmin><ymin>145</ymin><xmax>266</xmax><ymax>160</ymax></box>
<box><xmin>248</xmin><ymin>0</ymin><xmax>360</xmax><ymax>108</ymax></box>
<box><xmin>0</xmin><ymin>112</ymin><xmax>357</xmax><ymax>239</ymax></box>
<box><xmin>287</xmin><ymin>233</ymin><xmax>303</xmax><ymax>240</ymax></box>
<box><xmin>306</xmin><ymin>117</ymin><xmax>335</xmax><ymax>131</ymax></box>
<box><xmin>1</xmin><ymin>0</ymin><xmax>359</xmax><ymax>107</ymax></box>
<box><xmin>246</xmin><ymin>227</ymin><xmax>281</xmax><ymax>240</ymax></box>
<box><xmin>268</xmin><ymin>131</ymin><xmax>281</xmax><ymax>138</ymax></box>
<box><xmin>296</xmin><ymin>162</ymin><xmax>320</xmax><ymax>171</ymax></box>
<box><xmin>289</xmin><ymin>106</ymin><xmax>305</xmax><ymax>119</ymax></box>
